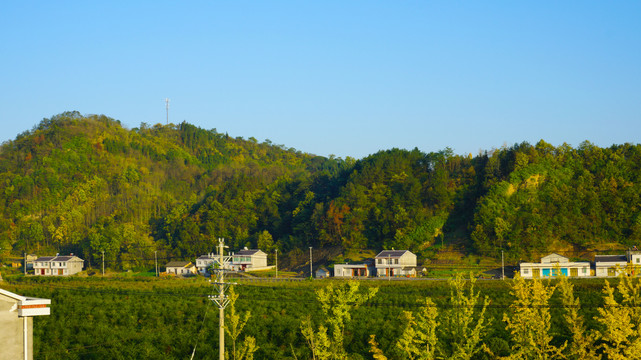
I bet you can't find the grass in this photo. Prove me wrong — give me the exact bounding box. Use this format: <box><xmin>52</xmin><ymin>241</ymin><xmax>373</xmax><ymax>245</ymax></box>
<box><xmin>245</xmin><ymin>269</ymin><xmax>299</xmax><ymax>278</ymax></box>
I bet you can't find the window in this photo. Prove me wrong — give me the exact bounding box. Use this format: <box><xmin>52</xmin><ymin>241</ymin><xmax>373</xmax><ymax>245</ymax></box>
<box><xmin>637</xmin><ymin>258</ymin><xmax>640</xmax><ymax>264</ymax></box>
<box><xmin>523</xmin><ymin>269</ymin><xmax>529</xmax><ymax>274</ymax></box>
<box><xmin>394</xmin><ymin>259</ymin><xmax>399</xmax><ymax>265</ymax></box>
<box><xmin>377</xmin><ymin>259</ymin><xmax>382</xmax><ymax>265</ymax></box>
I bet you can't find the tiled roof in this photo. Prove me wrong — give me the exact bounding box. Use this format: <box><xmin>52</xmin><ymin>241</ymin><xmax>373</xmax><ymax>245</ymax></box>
<box><xmin>235</xmin><ymin>249</ymin><xmax>262</xmax><ymax>256</ymax></box>
<box><xmin>35</xmin><ymin>256</ymin><xmax>83</xmax><ymax>262</ymax></box>
<box><xmin>35</xmin><ymin>256</ymin><xmax>55</xmax><ymax>262</ymax></box>
<box><xmin>375</xmin><ymin>250</ymin><xmax>411</xmax><ymax>258</ymax></box>
<box><xmin>595</xmin><ymin>255</ymin><xmax>627</xmax><ymax>263</ymax></box>
<box><xmin>165</xmin><ymin>261</ymin><xmax>193</xmax><ymax>268</ymax></box>
<box><xmin>54</xmin><ymin>256</ymin><xmax>74</xmax><ymax>262</ymax></box>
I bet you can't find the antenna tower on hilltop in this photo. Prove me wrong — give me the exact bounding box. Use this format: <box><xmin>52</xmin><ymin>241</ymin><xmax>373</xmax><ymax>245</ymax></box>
<box><xmin>164</xmin><ymin>98</ymin><xmax>170</xmax><ymax>125</ymax></box>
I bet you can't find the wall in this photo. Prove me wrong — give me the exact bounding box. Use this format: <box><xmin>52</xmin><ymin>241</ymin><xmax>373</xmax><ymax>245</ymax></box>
<box><xmin>0</xmin><ymin>296</ymin><xmax>33</xmax><ymax>360</ymax></box>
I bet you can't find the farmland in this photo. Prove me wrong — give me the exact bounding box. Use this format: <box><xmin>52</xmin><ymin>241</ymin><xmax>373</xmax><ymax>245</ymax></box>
<box><xmin>1</xmin><ymin>274</ymin><xmax>622</xmax><ymax>359</ymax></box>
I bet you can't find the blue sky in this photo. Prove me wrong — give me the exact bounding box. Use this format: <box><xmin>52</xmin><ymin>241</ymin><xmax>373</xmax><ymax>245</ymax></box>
<box><xmin>1</xmin><ymin>1</ymin><xmax>640</xmax><ymax>159</ymax></box>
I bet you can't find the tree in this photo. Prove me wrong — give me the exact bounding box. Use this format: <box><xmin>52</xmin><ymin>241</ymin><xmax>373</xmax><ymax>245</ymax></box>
<box><xmin>557</xmin><ymin>275</ymin><xmax>598</xmax><ymax>360</ymax></box>
<box><xmin>301</xmin><ymin>281</ymin><xmax>378</xmax><ymax>359</ymax></box>
<box><xmin>502</xmin><ymin>274</ymin><xmax>565</xmax><ymax>360</ymax></box>
<box><xmin>394</xmin><ymin>298</ymin><xmax>439</xmax><ymax>360</ymax></box>
<box><xmin>440</xmin><ymin>273</ymin><xmax>491</xmax><ymax>360</ymax></box>
<box><xmin>594</xmin><ymin>275</ymin><xmax>641</xmax><ymax>360</ymax></box>
<box><xmin>225</xmin><ymin>286</ymin><xmax>258</xmax><ymax>360</ymax></box>
<box><xmin>257</xmin><ymin>230</ymin><xmax>274</xmax><ymax>253</ymax></box>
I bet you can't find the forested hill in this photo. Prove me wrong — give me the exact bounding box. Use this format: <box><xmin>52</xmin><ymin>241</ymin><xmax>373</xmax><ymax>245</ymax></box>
<box><xmin>1</xmin><ymin>111</ymin><xmax>641</xmax><ymax>268</ymax></box>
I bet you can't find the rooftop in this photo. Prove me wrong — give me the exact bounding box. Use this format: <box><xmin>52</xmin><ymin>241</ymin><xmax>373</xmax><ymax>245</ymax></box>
<box><xmin>235</xmin><ymin>249</ymin><xmax>262</xmax><ymax>256</ymax></box>
<box><xmin>165</xmin><ymin>261</ymin><xmax>193</xmax><ymax>267</ymax></box>
<box><xmin>595</xmin><ymin>255</ymin><xmax>627</xmax><ymax>263</ymax></box>
<box><xmin>375</xmin><ymin>250</ymin><xmax>412</xmax><ymax>258</ymax></box>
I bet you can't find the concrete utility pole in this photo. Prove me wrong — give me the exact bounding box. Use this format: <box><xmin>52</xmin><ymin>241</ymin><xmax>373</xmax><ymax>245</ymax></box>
<box><xmin>24</xmin><ymin>253</ymin><xmax>26</xmax><ymax>276</ymax></box>
<box><xmin>102</xmin><ymin>251</ymin><xmax>105</xmax><ymax>276</ymax></box>
<box><xmin>210</xmin><ymin>238</ymin><xmax>232</xmax><ymax>360</ymax></box>
<box><xmin>155</xmin><ymin>251</ymin><xmax>158</xmax><ymax>277</ymax></box>
<box><xmin>275</xmin><ymin>249</ymin><xmax>278</xmax><ymax>279</ymax></box>
<box><xmin>309</xmin><ymin>247</ymin><xmax>313</xmax><ymax>278</ymax></box>
<box><xmin>502</xmin><ymin>250</ymin><xmax>505</xmax><ymax>280</ymax></box>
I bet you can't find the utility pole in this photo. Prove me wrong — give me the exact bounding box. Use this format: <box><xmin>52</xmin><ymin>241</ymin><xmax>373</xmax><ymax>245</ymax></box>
<box><xmin>24</xmin><ymin>253</ymin><xmax>26</xmax><ymax>276</ymax></box>
<box><xmin>309</xmin><ymin>247</ymin><xmax>313</xmax><ymax>279</ymax></box>
<box><xmin>502</xmin><ymin>250</ymin><xmax>505</xmax><ymax>280</ymax></box>
<box><xmin>155</xmin><ymin>251</ymin><xmax>158</xmax><ymax>277</ymax></box>
<box><xmin>164</xmin><ymin>98</ymin><xmax>170</xmax><ymax>125</ymax></box>
<box><xmin>275</xmin><ymin>249</ymin><xmax>278</xmax><ymax>279</ymax></box>
<box><xmin>102</xmin><ymin>251</ymin><xmax>105</xmax><ymax>277</ymax></box>
<box><xmin>210</xmin><ymin>238</ymin><xmax>232</xmax><ymax>360</ymax></box>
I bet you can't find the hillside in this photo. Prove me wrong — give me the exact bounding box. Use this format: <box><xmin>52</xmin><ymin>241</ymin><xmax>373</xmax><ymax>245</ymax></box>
<box><xmin>1</xmin><ymin>112</ymin><xmax>641</xmax><ymax>269</ymax></box>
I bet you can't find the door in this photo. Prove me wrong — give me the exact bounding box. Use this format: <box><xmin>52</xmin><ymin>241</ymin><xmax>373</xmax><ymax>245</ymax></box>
<box><xmin>570</xmin><ymin>268</ymin><xmax>578</xmax><ymax>277</ymax></box>
<box><xmin>532</xmin><ymin>269</ymin><xmax>540</xmax><ymax>278</ymax></box>
<box><xmin>58</xmin><ymin>269</ymin><xmax>63</xmax><ymax>275</ymax></box>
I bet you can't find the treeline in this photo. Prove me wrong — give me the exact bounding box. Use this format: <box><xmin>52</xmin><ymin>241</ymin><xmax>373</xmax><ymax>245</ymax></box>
<box><xmin>1</xmin><ymin>112</ymin><xmax>641</xmax><ymax>266</ymax></box>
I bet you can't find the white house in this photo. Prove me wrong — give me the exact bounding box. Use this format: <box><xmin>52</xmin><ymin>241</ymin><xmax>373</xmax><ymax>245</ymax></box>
<box><xmin>230</xmin><ymin>249</ymin><xmax>268</xmax><ymax>271</ymax></box>
<box><xmin>628</xmin><ymin>249</ymin><xmax>641</xmax><ymax>276</ymax></box>
<box><xmin>374</xmin><ymin>250</ymin><xmax>417</xmax><ymax>277</ymax></box>
<box><xmin>196</xmin><ymin>253</ymin><xmax>217</xmax><ymax>276</ymax></box>
<box><xmin>334</xmin><ymin>263</ymin><xmax>374</xmax><ymax>278</ymax></box>
<box><xmin>0</xmin><ymin>288</ymin><xmax>51</xmax><ymax>360</ymax></box>
<box><xmin>519</xmin><ymin>253</ymin><xmax>590</xmax><ymax>279</ymax></box>
<box><xmin>165</xmin><ymin>261</ymin><xmax>197</xmax><ymax>276</ymax></box>
<box><xmin>595</xmin><ymin>255</ymin><xmax>628</xmax><ymax>277</ymax></box>
<box><xmin>33</xmin><ymin>255</ymin><xmax>84</xmax><ymax>276</ymax></box>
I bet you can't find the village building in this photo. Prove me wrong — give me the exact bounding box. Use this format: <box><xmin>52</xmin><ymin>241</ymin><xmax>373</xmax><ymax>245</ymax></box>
<box><xmin>519</xmin><ymin>253</ymin><xmax>590</xmax><ymax>278</ymax></box>
<box><xmin>374</xmin><ymin>250</ymin><xmax>417</xmax><ymax>277</ymax></box>
<box><xmin>24</xmin><ymin>255</ymin><xmax>38</xmax><ymax>272</ymax></box>
<box><xmin>33</xmin><ymin>255</ymin><xmax>84</xmax><ymax>276</ymax></box>
<box><xmin>196</xmin><ymin>248</ymin><xmax>270</xmax><ymax>275</ymax></box>
<box><xmin>628</xmin><ymin>249</ymin><xmax>641</xmax><ymax>276</ymax></box>
<box><xmin>230</xmin><ymin>249</ymin><xmax>268</xmax><ymax>271</ymax></box>
<box><xmin>0</xmin><ymin>288</ymin><xmax>51</xmax><ymax>360</ymax></box>
<box><xmin>195</xmin><ymin>253</ymin><xmax>217</xmax><ymax>276</ymax></box>
<box><xmin>165</xmin><ymin>261</ymin><xmax>197</xmax><ymax>276</ymax></box>
<box><xmin>334</xmin><ymin>261</ymin><xmax>375</xmax><ymax>278</ymax></box>
<box><xmin>315</xmin><ymin>266</ymin><xmax>331</xmax><ymax>278</ymax></box>
<box><xmin>594</xmin><ymin>254</ymin><xmax>627</xmax><ymax>277</ymax></box>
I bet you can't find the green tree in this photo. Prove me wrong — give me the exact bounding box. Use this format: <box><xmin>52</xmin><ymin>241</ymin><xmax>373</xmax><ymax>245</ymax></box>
<box><xmin>502</xmin><ymin>274</ymin><xmax>565</xmax><ymax>360</ymax></box>
<box><xmin>225</xmin><ymin>286</ymin><xmax>258</xmax><ymax>360</ymax></box>
<box><xmin>301</xmin><ymin>281</ymin><xmax>378</xmax><ymax>359</ymax></box>
<box><xmin>557</xmin><ymin>275</ymin><xmax>598</xmax><ymax>360</ymax></box>
<box><xmin>394</xmin><ymin>298</ymin><xmax>439</xmax><ymax>360</ymax></box>
<box><xmin>594</xmin><ymin>275</ymin><xmax>641</xmax><ymax>360</ymax></box>
<box><xmin>440</xmin><ymin>273</ymin><xmax>491</xmax><ymax>360</ymax></box>
<box><xmin>257</xmin><ymin>230</ymin><xmax>274</xmax><ymax>253</ymax></box>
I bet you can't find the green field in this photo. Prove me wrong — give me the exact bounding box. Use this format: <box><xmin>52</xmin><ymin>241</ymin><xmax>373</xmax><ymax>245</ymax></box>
<box><xmin>0</xmin><ymin>275</ymin><xmax>629</xmax><ymax>359</ymax></box>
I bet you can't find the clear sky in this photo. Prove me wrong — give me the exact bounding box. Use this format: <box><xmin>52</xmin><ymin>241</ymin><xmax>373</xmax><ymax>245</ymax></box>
<box><xmin>1</xmin><ymin>1</ymin><xmax>640</xmax><ymax>159</ymax></box>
